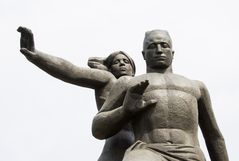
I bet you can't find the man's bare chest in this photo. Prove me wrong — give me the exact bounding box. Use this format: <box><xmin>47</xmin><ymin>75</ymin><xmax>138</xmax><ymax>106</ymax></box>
<box><xmin>131</xmin><ymin>73</ymin><xmax>201</xmax><ymax>99</ymax></box>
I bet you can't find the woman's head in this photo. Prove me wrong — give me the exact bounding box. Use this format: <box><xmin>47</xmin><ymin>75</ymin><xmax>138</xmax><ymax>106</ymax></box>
<box><xmin>104</xmin><ymin>51</ymin><xmax>136</xmax><ymax>78</ymax></box>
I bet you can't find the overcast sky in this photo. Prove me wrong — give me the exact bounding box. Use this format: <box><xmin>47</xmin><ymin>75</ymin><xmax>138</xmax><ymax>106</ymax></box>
<box><xmin>0</xmin><ymin>0</ymin><xmax>238</xmax><ymax>160</ymax></box>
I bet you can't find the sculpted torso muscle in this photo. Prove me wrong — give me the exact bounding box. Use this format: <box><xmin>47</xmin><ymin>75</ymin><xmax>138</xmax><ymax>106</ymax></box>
<box><xmin>129</xmin><ymin>73</ymin><xmax>201</xmax><ymax>146</ymax></box>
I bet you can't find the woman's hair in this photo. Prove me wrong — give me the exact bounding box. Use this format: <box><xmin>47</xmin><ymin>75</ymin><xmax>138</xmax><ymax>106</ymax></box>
<box><xmin>103</xmin><ymin>51</ymin><xmax>136</xmax><ymax>76</ymax></box>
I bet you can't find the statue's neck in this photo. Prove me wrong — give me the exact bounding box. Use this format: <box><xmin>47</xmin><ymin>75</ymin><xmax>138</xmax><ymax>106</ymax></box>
<box><xmin>146</xmin><ymin>65</ymin><xmax>173</xmax><ymax>74</ymax></box>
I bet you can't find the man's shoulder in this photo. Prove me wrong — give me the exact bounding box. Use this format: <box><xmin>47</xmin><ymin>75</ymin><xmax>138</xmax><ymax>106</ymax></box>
<box><xmin>115</xmin><ymin>75</ymin><xmax>133</xmax><ymax>86</ymax></box>
<box><xmin>168</xmin><ymin>74</ymin><xmax>205</xmax><ymax>98</ymax></box>
<box><xmin>128</xmin><ymin>74</ymin><xmax>149</xmax><ymax>85</ymax></box>
<box><xmin>113</xmin><ymin>75</ymin><xmax>146</xmax><ymax>91</ymax></box>
<box><xmin>192</xmin><ymin>80</ymin><xmax>208</xmax><ymax>94</ymax></box>
<box><xmin>186</xmin><ymin>79</ymin><xmax>209</xmax><ymax>99</ymax></box>
<box><xmin>116</xmin><ymin>74</ymin><xmax>148</xmax><ymax>83</ymax></box>
<box><xmin>169</xmin><ymin>73</ymin><xmax>192</xmax><ymax>81</ymax></box>
<box><xmin>170</xmin><ymin>73</ymin><xmax>203</xmax><ymax>85</ymax></box>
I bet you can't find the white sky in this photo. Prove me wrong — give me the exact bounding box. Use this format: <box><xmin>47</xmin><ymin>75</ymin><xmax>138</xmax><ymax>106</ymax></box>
<box><xmin>0</xmin><ymin>0</ymin><xmax>238</xmax><ymax>160</ymax></box>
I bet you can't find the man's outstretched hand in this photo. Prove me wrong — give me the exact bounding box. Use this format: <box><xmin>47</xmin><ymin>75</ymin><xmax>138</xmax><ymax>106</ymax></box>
<box><xmin>123</xmin><ymin>80</ymin><xmax>157</xmax><ymax>115</ymax></box>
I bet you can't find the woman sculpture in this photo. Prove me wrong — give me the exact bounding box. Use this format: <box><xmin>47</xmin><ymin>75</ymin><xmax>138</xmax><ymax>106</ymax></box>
<box><xmin>18</xmin><ymin>26</ymin><xmax>135</xmax><ymax>161</ymax></box>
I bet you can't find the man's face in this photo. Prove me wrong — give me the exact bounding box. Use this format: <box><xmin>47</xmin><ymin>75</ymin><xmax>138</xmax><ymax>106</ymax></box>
<box><xmin>110</xmin><ymin>54</ymin><xmax>133</xmax><ymax>78</ymax></box>
<box><xmin>143</xmin><ymin>34</ymin><xmax>174</xmax><ymax>69</ymax></box>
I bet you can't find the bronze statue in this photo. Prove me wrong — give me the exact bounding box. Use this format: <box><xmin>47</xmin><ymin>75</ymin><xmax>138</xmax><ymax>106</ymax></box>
<box><xmin>17</xmin><ymin>26</ymin><xmax>135</xmax><ymax>161</ymax></box>
<box><xmin>92</xmin><ymin>30</ymin><xmax>229</xmax><ymax>161</ymax></box>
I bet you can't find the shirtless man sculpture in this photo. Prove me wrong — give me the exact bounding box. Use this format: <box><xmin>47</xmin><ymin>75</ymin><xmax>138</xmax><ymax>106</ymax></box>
<box><xmin>92</xmin><ymin>29</ymin><xmax>229</xmax><ymax>161</ymax></box>
<box><xmin>17</xmin><ymin>26</ymin><xmax>135</xmax><ymax>161</ymax></box>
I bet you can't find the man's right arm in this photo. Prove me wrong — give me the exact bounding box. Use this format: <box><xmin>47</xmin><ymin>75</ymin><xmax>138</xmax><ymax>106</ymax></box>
<box><xmin>92</xmin><ymin>79</ymin><xmax>157</xmax><ymax>139</ymax></box>
<box><xmin>18</xmin><ymin>26</ymin><xmax>114</xmax><ymax>89</ymax></box>
<box><xmin>92</xmin><ymin>77</ymin><xmax>130</xmax><ymax>139</ymax></box>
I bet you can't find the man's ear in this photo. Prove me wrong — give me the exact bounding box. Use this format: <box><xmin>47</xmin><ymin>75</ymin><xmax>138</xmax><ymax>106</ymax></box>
<box><xmin>142</xmin><ymin>51</ymin><xmax>146</xmax><ymax>60</ymax></box>
<box><xmin>172</xmin><ymin>50</ymin><xmax>175</xmax><ymax>59</ymax></box>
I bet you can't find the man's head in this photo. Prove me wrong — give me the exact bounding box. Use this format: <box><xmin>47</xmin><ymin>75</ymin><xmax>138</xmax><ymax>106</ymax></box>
<box><xmin>142</xmin><ymin>29</ymin><xmax>174</xmax><ymax>71</ymax></box>
<box><xmin>104</xmin><ymin>51</ymin><xmax>135</xmax><ymax>78</ymax></box>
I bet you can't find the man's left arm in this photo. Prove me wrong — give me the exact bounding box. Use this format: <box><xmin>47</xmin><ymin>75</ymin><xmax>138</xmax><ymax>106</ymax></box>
<box><xmin>197</xmin><ymin>81</ymin><xmax>229</xmax><ymax>161</ymax></box>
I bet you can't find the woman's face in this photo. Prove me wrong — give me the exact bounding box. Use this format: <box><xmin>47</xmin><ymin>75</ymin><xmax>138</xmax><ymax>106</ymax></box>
<box><xmin>110</xmin><ymin>54</ymin><xmax>134</xmax><ymax>78</ymax></box>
